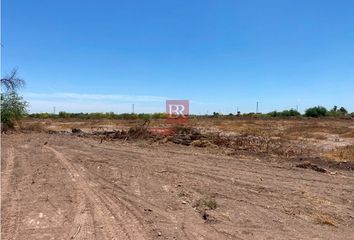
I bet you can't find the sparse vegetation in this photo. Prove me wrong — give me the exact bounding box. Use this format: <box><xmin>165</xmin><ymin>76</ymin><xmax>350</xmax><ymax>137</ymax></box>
<box><xmin>27</xmin><ymin>105</ymin><xmax>352</xmax><ymax>120</ymax></box>
<box><xmin>1</xmin><ymin>69</ymin><xmax>28</xmax><ymax>131</ymax></box>
<box><xmin>193</xmin><ymin>197</ymin><xmax>218</xmax><ymax>211</ymax></box>
<box><xmin>30</xmin><ymin>112</ymin><xmax>168</xmax><ymax>120</ymax></box>
<box><xmin>325</xmin><ymin>145</ymin><xmax>354</xmax><ymax>162</ymax></box>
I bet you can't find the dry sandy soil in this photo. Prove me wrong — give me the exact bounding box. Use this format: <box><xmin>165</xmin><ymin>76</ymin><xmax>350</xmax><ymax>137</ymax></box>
<box><xmin>2</xmin><ymin>118</ymin><xmax>354</xmax><ymax>239</ymax></box>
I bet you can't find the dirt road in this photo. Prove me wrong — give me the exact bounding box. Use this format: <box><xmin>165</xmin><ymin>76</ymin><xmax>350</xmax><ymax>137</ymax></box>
<box><xmin>2</xmin><ymin>133</ymin><xmax>354</xmax><ymax>239</ymax></box>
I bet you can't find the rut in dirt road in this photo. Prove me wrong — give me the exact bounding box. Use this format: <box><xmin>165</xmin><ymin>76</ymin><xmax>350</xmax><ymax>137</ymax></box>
<box><xmin>1</xmin><ymin>148</ymin><xmax>20</xmax><ymax>240</ymax></box>
<box><xmin>45</xmin><ymin>146</ymin><xmax>148</xmax><ymax>240</ymax></box>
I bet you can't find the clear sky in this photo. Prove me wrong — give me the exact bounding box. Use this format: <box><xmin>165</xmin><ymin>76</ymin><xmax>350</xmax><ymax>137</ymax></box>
<box><xmin>2</xmin><ymin>0</ymin><xmax>354</xmax><ymax>114</ymax></box>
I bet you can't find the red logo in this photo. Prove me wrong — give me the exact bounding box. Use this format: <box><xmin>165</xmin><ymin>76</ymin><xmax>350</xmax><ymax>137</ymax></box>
<box><xmin>166</xmin><ymin>100</ymin><xmax>189</xmax><ymax>124</ymax></box>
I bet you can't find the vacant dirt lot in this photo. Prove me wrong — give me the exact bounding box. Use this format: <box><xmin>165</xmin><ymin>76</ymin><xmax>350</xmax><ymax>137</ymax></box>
<box><xmin>2</xmin><ymin>118</ymin><xmax>354</xmax><ymax>239</ymax></box>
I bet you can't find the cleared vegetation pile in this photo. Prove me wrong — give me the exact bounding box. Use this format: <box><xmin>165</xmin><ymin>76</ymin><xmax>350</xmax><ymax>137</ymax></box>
<box><xmin>69</xmin><ymin>125</ymin><xmax>311</xmax><ymax>158</ymax></box>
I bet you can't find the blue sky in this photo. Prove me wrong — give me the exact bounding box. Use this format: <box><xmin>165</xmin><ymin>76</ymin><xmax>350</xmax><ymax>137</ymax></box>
<box><xmin>2</xmin><ymin>0</ymin><xmax>354</xmax><ymax>114</ymax></box>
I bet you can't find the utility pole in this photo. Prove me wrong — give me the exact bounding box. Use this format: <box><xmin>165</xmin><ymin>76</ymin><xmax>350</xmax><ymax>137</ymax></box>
<box><xmin>53</xmin><ymin>106</ymin><xmax>56</xmax><ymax>115</ymax></box>
<box><xmin>256</xmin><ymin>102</ymin><xmax>259</xmax><ymax>114</ymax></box>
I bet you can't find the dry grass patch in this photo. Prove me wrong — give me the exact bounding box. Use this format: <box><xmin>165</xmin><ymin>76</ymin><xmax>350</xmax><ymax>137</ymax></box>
<box><xmin>325</xmin><ymin>145</ymin><xmax>354</xmax><ymax>162</ymax></box>
<box><xmin>19</xmin><ymin>122</ymin><xmax>47</xmax><ymax>132</ymax></box>
<box><xmin>193</xmin><ymin>197</ymin><xmax>218</xmax><ymax>211</ymax></box>
<box><xmin>342</xmin><ymin>130</ymin><xmax>354</xmax><ymax>138</ymax></box>
<box><xmin>316</xmin><ymin>214</ymin><xmax>336</xmax><ymax>226</ymax></box>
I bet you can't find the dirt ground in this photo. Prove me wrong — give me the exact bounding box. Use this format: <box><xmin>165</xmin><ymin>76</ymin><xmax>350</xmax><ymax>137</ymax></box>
<box><xmin>2</xmin><ymin>118</ymin><xmax>354</xmax><ymax>239</ymax></box>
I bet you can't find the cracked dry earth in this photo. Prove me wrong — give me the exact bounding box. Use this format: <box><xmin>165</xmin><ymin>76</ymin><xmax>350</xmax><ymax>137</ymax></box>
<box><xmin>1</xmin><ymin>133</ymin><xmax>354</xmax><ymax>240</ymax></box>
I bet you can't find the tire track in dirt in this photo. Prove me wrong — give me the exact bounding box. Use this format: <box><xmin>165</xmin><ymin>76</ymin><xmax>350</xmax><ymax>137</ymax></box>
<box><xmin>45</xmin><ymin>146</ymin><xmax>147</xmax><ymax>240</ymax></box>
<box><xmin>73</xmin><ymin>141</ymin><xmax>354</xmax><ymax>236</ymax></box>
<box><xmin>2</xmin><ymin>148</ymin><xmax>15</xmax><ymax>200</ymax></box>
<box><xmin>68</xmin><ymin>195</ymin><xmax>95</xmax><ymax>240</ymax></box>
<box><xmin>75</xmin><ymin>165</ymin><xmax>210</xmax><ymax>240</ymax></box>
<box><xmin>61</xmin><ymin>148</ymin><xmax>193</xmax><ymax>239</ymax></box>
<box><xmin>1</xmin><ymin>147</ymin><xmax>20</xmax><ymax>240</ymax></box>
<box><xmin>48</xmin><ymin>136</ymin><xmax>354</xmax><ymax>239</ymax></box>
<box><xmin>61</xmin><ymin>147</ymin><xmax>180</xmax><ymax>215</ymax></box>
<box><xmin>69</xmin><ymin>145</ymin><xmax>292</xmax><ymax>201</ymax></box>
<box><xmin>43</xmin><ymin>142</ymin><xmax>214</xmax><ymax>239</ymax></box>
<box><xmin>96</xmin><ymin>143</ymin><xmax>354</xmax><ymax>204</ymax></box>
<box><xmin>57</xmin><ymin>144</ymin><xmax>234</xmax><ymax>240</ymax></box>
<box><xmin>84</xmin><ymin>143</ymin><xmax>339</xmax><ymax>185</ymax></box>
<box><xmin>4</xmin><ymin>133</ymin><xmax>353</xmax><ymax>239</ymax></box>
<box><xmin>80</xmin><ymin>143</ymin><xmax>286</xmax><ymax>204</ymax></box>
<box><xmin>60</xmin><ymin>149</ymin><xmax>196</xmax><ymax>240</ymax></box>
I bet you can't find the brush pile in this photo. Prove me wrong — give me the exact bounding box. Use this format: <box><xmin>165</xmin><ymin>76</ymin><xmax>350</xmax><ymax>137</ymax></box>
<box><xmin>72</xmin><ymin>125</ymin><xmax>310</xmax><ymax>157</ymax></box>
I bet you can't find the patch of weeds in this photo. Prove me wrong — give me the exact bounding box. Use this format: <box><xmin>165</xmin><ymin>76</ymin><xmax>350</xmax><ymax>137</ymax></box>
<box><xmin>194</xmin><ymin>201</ymin><xmax>218</xmax><ymax>223</ymax></box>
<box><xmin>177</xmin><ymin>190</ymin><xmax>190</xmax><ymax>198</ymax></box>
<box><xmin>193</xmin><ymin>197</ymin><xmax>218</xmax><ymax>211</ymax></box>
<box><xmin>136</xmin><ymin>140</ymin><xmax>148</xmax><ymax>148</ymax></box>
<box><xmin>204</xmin><ymin>199</ymin><xmax>217</xmax><ymax>210</ymax></box>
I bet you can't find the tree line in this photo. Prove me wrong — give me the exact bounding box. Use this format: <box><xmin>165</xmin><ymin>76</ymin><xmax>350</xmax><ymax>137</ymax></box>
<box><xmin>28</xmin><ymin>105</ymin><xmax>353</xmax><ymax>120</ymax></box>
<box><xmin>1</xmin><ymin>69</ymin><xmax>353</xmax><ymax>132</ymax></box>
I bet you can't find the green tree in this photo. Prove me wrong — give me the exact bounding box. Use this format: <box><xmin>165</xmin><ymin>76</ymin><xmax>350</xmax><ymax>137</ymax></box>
<box><xmin>1</xmin><ymin>92</ymin><xmax>28</xmax><ymax>129</ymax></box>
<box><xmin>280</xmin><ymin>109</ymin><xmax>301</xmax><ymax>117</ymax></box>
<box><xmin>305</xmin><ymin>106</ymin><xmax>328</xmax><ymax>118</ymax></box>
<box><xmin>329</xmin><ymin>106</ymin><xmax>348</xmax><ymax>117</ymax></box>
<box><xmin>1</xmin><ymin>69</ymin><xmax>28</xmax><ymax>130</ymax></box>
<box><xmin>339</xmin><ymin>107</ymin><xmax>348</xmax><ymax>115</ymax></box>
